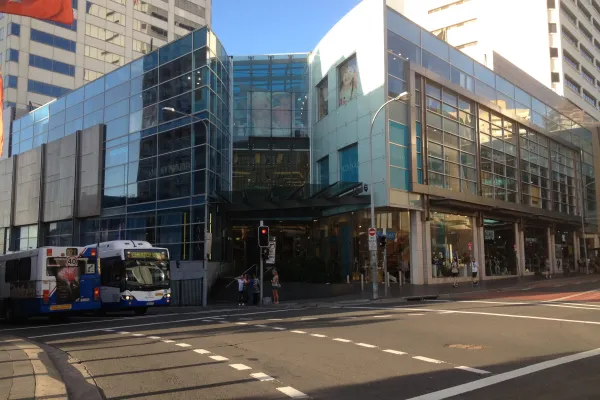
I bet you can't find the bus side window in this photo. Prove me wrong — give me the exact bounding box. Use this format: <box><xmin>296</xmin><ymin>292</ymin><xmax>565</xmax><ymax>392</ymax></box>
<box><xmin>5</xmin><ymin>260</ymin><xmax>15</xmax><ymax>282</ymax></box>
<box><xmin>4</xmin><ymin>258</ymin><xmax>31</xmax><ymax>282</ymax></box>
<box><xmin>19</xmin><ymin>258</ymin><xmax>31</xmax><ymax>281</ymax></box>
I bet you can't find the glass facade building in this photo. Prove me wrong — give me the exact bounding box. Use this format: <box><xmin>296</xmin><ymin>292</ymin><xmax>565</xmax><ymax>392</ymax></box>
<box><xmin>4</xmin><ymin>27</ymin><xmax>231</xmax><ymax>262</ymax></box>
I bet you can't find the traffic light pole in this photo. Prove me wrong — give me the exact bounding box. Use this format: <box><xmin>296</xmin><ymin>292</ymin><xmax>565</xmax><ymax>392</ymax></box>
<box><xmin>259</xmin><ymin>220</ymin><xmax>264</xmax><ymax>306</ymax></box>
<box><xmin>383</xmin><ymin>228</ymin><xmax>388</xmax><ymax>297</ymax></box>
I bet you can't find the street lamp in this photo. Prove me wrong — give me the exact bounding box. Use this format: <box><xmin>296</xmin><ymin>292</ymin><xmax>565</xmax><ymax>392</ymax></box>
<box><xmin>581</xmin><ymin>179</ymin><xmax>595</xmax><ymax>274</ymax></box>
<box><xmin>162</xmin><ymin>106</ymin><xmax>210</xmax><ymax>307</ymax></box>
<box><xmin>369</xmin><ymin>91</ymin><xmax>411</xmax><ymax>300</ymax></box>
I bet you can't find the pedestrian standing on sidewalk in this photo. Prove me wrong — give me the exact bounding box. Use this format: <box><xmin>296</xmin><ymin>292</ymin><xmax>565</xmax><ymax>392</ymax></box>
<box><xmin>471</xmin><ymin>258</ymin><xmax>479</xmax><ymax>286</ymax></box>
<box><xmin>451</xmin><ymin>257</ymin><xmax>459</xmax><ymax>288</ymax></box>
<box><xmin>545</xmin><ymin>257</ymin><xmax>551</xmax><ymax>279</ymax></box>
<box><xmin>237</xmin><ymin>274</ymin><xmax>248</xmax><ymax>306</ymax></box>
<box><xmin>251</xmin><ymin>274</ymin><xmax>260</xmax><ymax>305</ymax></box>
<box><xmin>271</xmin><ymin>269</ymin><xmax>281</xmax><ymax>304</ymax></box>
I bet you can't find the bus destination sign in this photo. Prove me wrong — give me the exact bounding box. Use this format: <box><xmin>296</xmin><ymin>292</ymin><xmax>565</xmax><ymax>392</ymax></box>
<box><xmin>125</xmin><ymin>250</ymin><xmax>168</xmax><ymax>261</ymax></box>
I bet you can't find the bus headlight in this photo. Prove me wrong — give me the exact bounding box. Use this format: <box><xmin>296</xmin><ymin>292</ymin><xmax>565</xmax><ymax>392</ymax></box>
<box><xmin>122</xmin><ymin>295</ymin><xmax>133</xmax><ymax>301</ymax></box>
<box><xmin>165</xmin><ymin>293</ymin><xmax>171</xmax><ymax>298</ymax></box>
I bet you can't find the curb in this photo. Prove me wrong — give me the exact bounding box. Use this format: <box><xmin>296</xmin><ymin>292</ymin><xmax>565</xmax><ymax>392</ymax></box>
<box><xmin>36</xmin><ymin>341</ymin><xmax>105</xmax><ymax>400</ymax></box>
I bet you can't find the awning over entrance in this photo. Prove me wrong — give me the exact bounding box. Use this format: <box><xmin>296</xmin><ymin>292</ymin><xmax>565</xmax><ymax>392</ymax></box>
<box><xmin>218</xmin><ymin>181</ymin><xmax>370</xmax><ymax>219</ymax></box>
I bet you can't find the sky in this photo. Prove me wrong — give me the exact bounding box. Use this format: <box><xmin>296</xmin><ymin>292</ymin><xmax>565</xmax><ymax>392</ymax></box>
<box><xmin>212</xmin><ymin>0</ymin><xmax>363</xmax><ymax>56</ymax></box>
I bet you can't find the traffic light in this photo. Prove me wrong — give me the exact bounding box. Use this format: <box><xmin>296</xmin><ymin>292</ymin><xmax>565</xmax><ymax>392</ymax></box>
<box><xmin>258</xmin><ymin>225</ymin><xmax>269</xmax><ymax>247</ymax></box>
<box><xmin>378</xmin><ymin>235</ymin><xmax>387</xmax><ymax>248</ymax></box>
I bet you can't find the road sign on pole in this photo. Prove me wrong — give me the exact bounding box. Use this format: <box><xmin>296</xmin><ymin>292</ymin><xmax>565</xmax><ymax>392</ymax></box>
<box><xmin>368</xmin><ymin>227</ymin><xmax>377</xmax><ymax>251</ymax></box>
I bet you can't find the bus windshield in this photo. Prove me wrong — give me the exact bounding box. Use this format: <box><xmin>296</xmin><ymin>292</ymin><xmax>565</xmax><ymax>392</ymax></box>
<box><xmin>123</xmin><ymin>259</ymin><xmax>170</xmax><ymax>290</ymax></box>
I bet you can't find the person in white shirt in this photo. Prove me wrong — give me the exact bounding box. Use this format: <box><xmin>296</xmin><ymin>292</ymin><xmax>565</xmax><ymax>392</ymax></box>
<box><xmin>471</xmin><ymin>258</ymin><xmax>479</xmax><ymax>286</ymax></box>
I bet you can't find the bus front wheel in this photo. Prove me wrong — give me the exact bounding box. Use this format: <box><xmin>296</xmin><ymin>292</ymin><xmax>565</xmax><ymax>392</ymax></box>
<box><xmin>2</xmin><ymin>301</ymin><xmax>17</xmax><ymax>324</ymax></box>
<box><xmin>134</xmin><ymin>307</ymin><xmax>148</xmax><ymax>316</ymax></box>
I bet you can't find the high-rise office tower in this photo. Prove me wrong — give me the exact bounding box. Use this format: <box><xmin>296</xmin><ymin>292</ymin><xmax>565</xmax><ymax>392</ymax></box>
<box><xmin>0</xmin><ymin>0</ymin><xmax>211</xmax><ymax>113</ymax></box>
<box><xmin>395</xmin><ymin>0</ymin><xmax>600</xmax><ymax>121</ymax></box>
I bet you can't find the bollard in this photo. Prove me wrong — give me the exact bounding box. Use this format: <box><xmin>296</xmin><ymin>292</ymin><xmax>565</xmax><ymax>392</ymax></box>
<box><xmin>347</xmin><ymin>275</ymin><xmax>350</xmax><ymax>284</ymax></box>
<box><xmin>361</xmin><ymin>274</ymin><xmax>364</xmax><ymax>291</ymax></box>
<box><xmin>399</xmin><ymin>271</ymin><xmax>402</xmax><ymax>287</ymax></box>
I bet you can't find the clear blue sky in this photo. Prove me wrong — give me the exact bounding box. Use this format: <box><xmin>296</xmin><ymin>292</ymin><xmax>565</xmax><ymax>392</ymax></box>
<box><xmin>212</xmin><ymin>0</ymin><xmax>362</xmax><ymax>55</ymax></box>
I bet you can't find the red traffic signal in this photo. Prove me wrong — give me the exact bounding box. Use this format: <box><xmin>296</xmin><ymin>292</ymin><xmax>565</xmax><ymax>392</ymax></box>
<box><xmin>258</xmin><ymin>225</ymin><xmax>269</xmax><ymax>247</ymax></box>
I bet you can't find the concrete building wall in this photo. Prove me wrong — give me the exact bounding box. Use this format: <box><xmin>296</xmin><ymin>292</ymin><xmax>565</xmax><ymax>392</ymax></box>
<box><xmin>43</xmin><ymin>134</ymin><xmax>77</xmax><ymax>222</ymax></box>
<box><xmin>77</xmin><ymin>125</ymin><xmax>103</xmax><ymax>218</ymax></box>
<box><xmin>310</xmin><ymin>0</ymin><xmax>388</xmax><ymax>206</ymax></box>
<box><xmin>13</xmin><ymin>147</ymin><xmax>42</xmax><ymax>226</ymax></box>
<box><xmin>0</xmin><ymin>158</ymin><xmax>14</xmax><ymax>228</ymax></box>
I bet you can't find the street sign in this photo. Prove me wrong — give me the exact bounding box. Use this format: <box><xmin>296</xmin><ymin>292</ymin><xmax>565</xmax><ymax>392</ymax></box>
<box><xmin>368</xmin><ymin>227</ymin><xmax>377</xmax><ymax>251</ymax></box>
<box><xmin>66</xmin><ymin>257</ymin><xmax>78</xmax><ymax>267</ymax></box>
<box><xmin>468</xmin><ymin>242</ymin><xmax>472</xmax><ymax>251</ymax></box>
<box><xmin>266</xmin><ymin>240</ymin><xmax>276</xmax><ymax>265</ymax></box>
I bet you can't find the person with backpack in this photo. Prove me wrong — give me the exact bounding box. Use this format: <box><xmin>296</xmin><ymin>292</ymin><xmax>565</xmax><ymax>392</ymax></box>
<box><xmin>236</xmin><ymin>274</ymin><xmax>248</xmax><ymax>306</ymax></box>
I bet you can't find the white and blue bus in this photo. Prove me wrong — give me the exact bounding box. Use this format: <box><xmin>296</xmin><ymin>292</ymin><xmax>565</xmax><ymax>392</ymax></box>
<box><xmin>81</xmin><ymin>240</ymin><xmax>171</xmax><ymax>315</ymax></box>
<box><xmin>0</xmin><ymin>247</ymin><xmax>101</xmax><ymax>321</ymax></box>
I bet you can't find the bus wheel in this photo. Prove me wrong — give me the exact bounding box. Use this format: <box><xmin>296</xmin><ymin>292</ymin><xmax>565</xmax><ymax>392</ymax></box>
<box><xmin>134</xmin><ymin>307</ymin><xmax>148</xmax><ymax>316</ymax></box>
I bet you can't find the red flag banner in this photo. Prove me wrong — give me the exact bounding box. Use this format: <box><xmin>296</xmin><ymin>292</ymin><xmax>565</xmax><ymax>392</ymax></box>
<box><xmin>0</xmin><ymin>75</ymin><xmax>4</xmax><ymax>158</ymax></box>
<box><xmin>0</xmin><ymin>0</ymin><xmax>74</xmax><ymax>25</ymax></box>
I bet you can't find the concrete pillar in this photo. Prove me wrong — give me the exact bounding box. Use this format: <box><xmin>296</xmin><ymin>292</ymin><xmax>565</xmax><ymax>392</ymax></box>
<box><xmin>515</xmin><ymin>222</ymin><xmax>525</xmax><ymax>276</ymax></box>
<box><xmin>474</xmin><ymin>217</ymin><xmax>485</xmax><ymax>278</ymax></box>
<box><xmin>410</xmin><ymin>210</ymin><xmax>425</xmax><ymax>285</ymax></box>
<box><xmin>573</xmin><ymin>232</ymin><xmax>580</xmax><ymax>272</ymax></box>
<box><xmin>547</xmin><ymin>227</ymin><xmax>556</xmax><ymax>274</ymax></box>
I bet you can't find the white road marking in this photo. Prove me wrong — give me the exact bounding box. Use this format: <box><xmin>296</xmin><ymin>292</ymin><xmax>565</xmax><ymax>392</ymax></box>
<box><xmin>310</xmin><ymin>334</ymin><xmax>327</xmax><ymax>338</ymax></box>
<box><xmin>176</xmin><ymin>343</ymin><xmax>192</xmax><ymax>348</ymax></box>
<box><xmin>250</xmin><ymin>372</ymin><xmax>274</xmax><ymax>381</ymax></box>
<box><xmin>230</xmin><ymin>364</ymin><xmax>252</xmax><ymax>371</ymax></box>
<box><xmin>272</xmin><ymin>327</ymin><xmax>286</xmax><ymax>331</ymax></box>
<box><xmin>235</xmin><ymin>322</ymin><xmax>248</xmax><ymax>325</ymax></box>
<box><xmin>207</xmin><ymin>317</ymin><xmax>225</xmax><ymax>320</ymax></box>
<box><xmin>407</xmin><ymin>313</ymin><xmax>425</xmax><ymax>316</ymax></box>
<box><xmin>255</xmin><ymin>324</ymin><xmax>268</xmax><ymax>328</ymax></box>
<box><xmin>455</xmin><ymin>366</ymin><xmax>491</xmax><ymax>374</ymax></box>
<box><xmin>413</xmin><ymin>356</ymin><xmax>444</xmax><ymax>364</ymax></box>
<box><xmin>132</xmin><ymin>333</ymin><xmax>145</xmax><ymax>337</ymax></box>
<box><xmin>162</xmin><ymin>340</ymin><xmax>175</xmax><ymax>343</ymax></box>
<box><xmin>333</xmin><ymin>338</ymin><xmax>352</xmax><ymax>343</ymax></box>
<box><xmin>424</xmin><ymin>299</ymin><xmax>451</xmax><ymax>302</ymax></box>
<box><xmin>383</xmin><ymin>349</ymin><xmax>406</xmax><ymax>355</ymax></box>
<box><xmin>268</xmin><ymin>318</ymin><xmax>283</xmax><ymax>321</ymax></box>
<box><xmin>218</xmin><ymin>321</ymin><xmax>228</xmax><ymax>324</ymax></box>
<box><xmin>301</xmin><ymin>317</ymin><xmax>318</xmax><ymax>320</ymax></box>
<box><xmin>277</xmin><ymin>386</ymin><xmax>309</xmax><ymax>399</ymax></box>
<box><xmin>459</xmin><ymin>300</ymin><xmax>528</xmax><ymax>306</ymax></box>
<box><xmin>544</xmin><ymin>289</ymin><xmax>600</xmax><ymax>302</ymax></box>
<box><xmin>26</xmin><ymin>309</ymin><xmax>304</xmax><ymax>339</ymax></box>
<box><xmin>554</xmin><ymin>301</ymin><xmax>600</xmax><ymax>308</ymax></box>
<box><xmin>356</xmin><ymin>343</ymin><xmax>377</xmax><ymax>348</ymax></box>
<box><xmin>406</xmin><ymin>348</ymin><xmax>600</xmax><ymax>400</ymax></box>
<box><xmin>438</xmin><ymin>311</ymin><xmax>456</xmax><ymax>314</ymax></box>
<box><xmin>147</xmin><ymin>336</ymin><xmax>161</xmax><ymax>339</ymax></box>
<box><xmin>119</xmin><ymin>331</ymin><xmax>130</xmax><ymax>334</ymax></box>
<box><xmin>291</xmin><ymin>330</ymin><xmax>306</xmax><ymax>334</ymax></box>
<box><xmin>194</xmin><ymin>349</ymin><xmax>211</xmax><ymax>355</ymax></box>
<box><xmin>103</xmin><ymin>329</ymin><xmax>114</xmax><ymax>332</ymax></box>
<box><xmin>210</xmin><ymin>355</ymin><xmax>229</xmax><ymax>361</ymax></box>
<box><xmin>460</xmin><ymin>299</ymin><xmax>600</xmax><ymax>312</ymax></box>
<box><xmin>373</xmin><ymin>314</ymin><xmax>392</xmax><ymax>318</ymax></box>
<box><xmin>202</xmin><ymin>319</ymin><xmax>215</xmax><ymax>322</ymax></box>
<box><xmin>0</xmin><ymin>308</ymin><xmax>246</xmax><ymax>332</ymax></box>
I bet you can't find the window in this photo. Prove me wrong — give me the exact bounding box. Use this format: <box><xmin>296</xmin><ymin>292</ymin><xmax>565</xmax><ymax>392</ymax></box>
<box><xmin>561</xmin><ymin>26</ymin><xmax>578</xmax><ymax>47</ymax></box>
<box><xmin>565</xmin><ymin>75</ymin><xmax>581</xmax><ymax>92</ymax></box>
<box><xmin>31</xmin><ymin>29</ymin><xmax>76</xmax><ymax>52</ymax></box>
<box><xmin>578</xmin><ymin>1</ymin><xmax>592</xmax><ymax>20</ymax></box>
<box><xmin>45</xmin><ymin>19</ymin><xmax>78</xmax><ymax>31</ymax></box>
<box><xmin>175</xmin><ymin>0</ymin><xmax>206</xmax><ymax>17</ymax></box>
<box><xmin>519</xmin><ymin>127</ymin><xmax>550</xmax><ymax>209</ymax></box>
<box><xmin>560</xmin><ymin>3</ymin><xmax>577</xmax><ymax>25</ymax></box>
<box><xmin>73</xmin><ymin>0</ymin><xmax>78</xmax><ymax>9</ymax></box>
<box><xmin>13</xmin><ymin>225</ymin><xmax>38</xmax><ymax>251</ymax></box>
<box><xmin>390</xmin><ymin>121</ymin><xmax>411</xmax><ymax>190</ymax></box>
<box><xmin>133</xmin><ymin>18</ymin><xmax>168</xmax><ymax>40</ymax></box>
<box><xmin>134</xmin><ymin>1</ymin><xmax>168</xmax><ymax>22</ymax></box>
<box><xmin>29</xmin><ymin>54</ymin><xmax>75</xmax><ymax>76</ymax></box>
<box><xmin>580</xmin><ymin>45</ymin><xmax>594</xmax><ymax>63</ymax></box>
<box><xmin>84</xmin><ymin>69</ymin><xmax>104</xmax><ymax>82</ymax></box>
<box><xmin>28</xmin><ymin>80</ymin><xmax>71</xmax><ymax>97</ymax></box>
<box><xmin>338</xmin><ymin>56</ymin><xmax>358</xmax><ymax>106</ymax></box>
<box><xmin>428</xmin><ymin>0</ymin><xmax>469</xmax><ymax>13</ymax></box>
<box><xmin>133</xmin><ymin>39</ymin><xmax>152</xmax><ymax>54</ymax></box>
<box><xmin>0</xmin><ymin>27</ymin><xmax>4</xmax><ymax>40</ymax></box>
<box><xmin>563</xmin><ymin>51</ymin><xmax>579</xmax><ymax>70</ymax></box>
<box><xmin>550</xmin><ymin>141</ymin><xmax>577</xmax><ymax>214</ymax></box>
<box><xmin>582</xmin><ymin>90</ymin><xmax>597</xmax><ymax>106</ymax></box>
<box><xmin>86</xmin><ymin>2</ymin><xmax>125</xmax><ymax>25</ymax></box>
<box><xmin>8</xmin><ymin>23</ymin><xmax>20</xmax><ymax>36</ymax></box>
<box><xmin>4</xmin><ymin>257</ymin><xmax>31</xmax><ymax>282</ymax></box>
<box><xmin>44</xmin><ymin>221</ymin><xmax>73</xmax><ymax>246</ymax></box>
<box><xmin>6</xmin><ymin>48</ymin><xmax>18</xmax><ymax>62</ymax></box>
<box><xmin>5</xmin><ymin>75</ymin><xmax>17</xmax><ymax>89</ymax></box>
<box><xmin>85</xmin><ymin>23</ymin><xmax>125</xmax><ymax>46</ymax></box>
<box><xmin>84</xmin><ymin>45</ymin><xmax>124</xmax><ymax>65</ymax></box>
<box><xmin>318</xmin><ymin>157</ymin><xmax>329</xmax><ymax>186</ymax></box>
<box><xmin>549</xmin><ymin>23</ymin><xmax>557</xmax><ymax>33</ymax></box>
<box><xmin>579</xmin><ymin>23</ymin><xmax>593</xmax><ymax>42</ymax></box>
<box><xmin>339</xmin><ymin>144</ymin><xmax>358</xmax><ymax>181</ymax></box>
<box><xmin>317</xmin><ymin>77</ymin><xmax>328</xmax><ymax>120</ymax></box>
<box><xmin>582</xmin><ymin>68</ymin><xmax>595</xmax><ymax>84</ymax></box>
<box><xmin>175</xmin><ymin>15</ymin><xmax>202</xmax><ymax>32</ymax></box>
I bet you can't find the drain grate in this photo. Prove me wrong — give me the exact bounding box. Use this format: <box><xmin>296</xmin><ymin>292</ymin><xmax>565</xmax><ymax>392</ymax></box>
<box><xmin>445</xmin><ymin>344</ymin><xmax>486</xmax><ymax>350</ymax></box>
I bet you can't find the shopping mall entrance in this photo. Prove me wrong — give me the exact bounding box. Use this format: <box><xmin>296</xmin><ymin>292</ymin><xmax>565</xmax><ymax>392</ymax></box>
<box><xmin>483</xmin><ymin>219</ymin><xmax>517</xmax><ymax>276</ymax></box>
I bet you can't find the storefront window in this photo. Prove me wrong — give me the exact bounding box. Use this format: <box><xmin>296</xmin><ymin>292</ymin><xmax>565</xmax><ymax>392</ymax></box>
<box><xmin>430</xmin><ymin>212</ymin><xmax>473</xmax><ymax>278</ymax></box>
<box><xmin>519</xmin><ymin>127</ymin><xmax>550</xmax><ymax>209</ymax></box>
<box><xmin>483</xmin><ymin>219</ymin><xmax>517</xmax><ymax>276</ymax></box>
<box><xmin>524</xmin><ymin>226</ymin><xmax>548</xmax><ymax>274</ymax></box>
<box><xmin>555</xmin><ymin>229</ymin><xmax>574</xmax><ymax>271</ymax></box>
<box><xmin>551</xmin><ymin>142</ymin><xmax>577</xmax><ymax>215</ymax></box>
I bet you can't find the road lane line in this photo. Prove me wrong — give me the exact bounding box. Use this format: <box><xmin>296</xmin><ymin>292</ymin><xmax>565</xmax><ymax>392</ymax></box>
<box><xmin>310</xmin><ymin>334</ymin><xmax>327</xmax><ymax>338</ymax></box>
<box><xmin>268</xmin><ymin>318</ymin><xmax>283</xmax><ymax>321</ymax></box>
<box><xmin>544</xmin><ymin>289</ymin><xmax>600</xmax><ymax>302</ymax></box>
<box><xmin>230</xmin><ymin>364</ymin><xmax>252</xmax><ymax>371</ymax></box>
<box><xmin>255</xmin><ymin>324</ymin><xmax>268</xmax><ymax>328</ymax></box>
<box><xmin>459</xmin><ymin>300</ymin><xmax>529</xmax><ymax>305</ymax></box>
<box><xmin>162</xmin><ymin>340</ymin><xmax>175</xmax><ymax>343</ymax></box>
<box><xmin>277</xmin><ymin>386</ymin><xmax>309</xmax><ymax>399</ymax></box>
<box><xmin>217</xmin><ymin>321</ymin><xmax>228</xmax><ymax>324</ymax></box>
<box><xmin>118</xmin><ymin>331</ymin><xmax>130</xmax><ymax>334</ymax></box>
<box><xmin>413</xmin><ymin>356</ymin><xmax>444</xmax><ymax>364</ymax></box>
<box><xmin>373</xmin><ymin>315</ymin><xmax>392</xmax><ymax>318</ymax></box>
<box><xmin>251</xmin><ymin>372</ymin><xmax>274</xmax><ymax>381</ymax></box>
<box><xmin>437</xmin><ymin>311</ymin><xmax>456</xmax><ymax>314</ymax></box>
<box><xmin>194</xmin><ymin>349</ymin><xmax>211</xmax><ymax>355</ymax></box>
<box><xmin>26</xmin><ymin>309</ymin><xmax>305</xmax><ymax>339</ymax></box>
<box><xmin>132</xmin><ymin>333</ymin><xmax>145</xmax><ymax>337</ymax></box>
<box><xmin>333</xmin><ymin>338</ymin><xmax>352</xmax><ymax>343</ymax></box>
<box><xmin>455</xmin><ymin>366</ymin><xmax>491</xmax><ymax>374</ymax></box>
<box><xmin>356</xmin><ymin>343</ymin><xmax>377</xmax><ymax>348</ymax></box>
<box><xmin>407</xmin><ymin>313</ymin><xmax>425</xmax><ymax>316</ymax></box>
<box><xmin>147</xmin><ymin>336</ymin><xmax>161</xmax><ymax>339</ymax></box>
<box><xmin>290</xmin><ymin>330</ymin><xmax>306</xmax><ymax>334</ymax></box>
<box><xmin>202</xmin><ymin>319</ymin><xmax>215</xmax><ymax>322</ymax></box>
<box><xmin>175</xmin><ymin>343</ymin><xmax>192</xmax><ymax>348</ymax></box>
<box><xmin>383</xmin><ymin>349</ymin><xmax>406</xmax><ymax>355</ymax></box>
<box><xmin>300</xmin><ymin>317</ymin><xmax>318</xmax><ymax>320</ymax></box>
<box><xmin>209</xmin><ymin>355</ymin><xmax>229</xmax><ymax>361</ymax></box>
<box><xmin>207</xmin><ymin>317</ymin><xmax>225</xmax><ymax>320</ymax></box>
<box><xmin>103</xmin><ymin>329</ymin><xmax>114</xmax><ymax>332</ymax></box>
<box><xmin>406</xmin><ymin>348</ymin><xmax>600</xmax><ymax>400</ymax></box>
<box><xmin>235</xmin><ymin>322</ymin><xmax>248</xmax><ymax>325</ymax></box>
<box><xmin>272</xmin><ymin>327</ymin><xmax>286</xmax><ymax>330</ymax></box>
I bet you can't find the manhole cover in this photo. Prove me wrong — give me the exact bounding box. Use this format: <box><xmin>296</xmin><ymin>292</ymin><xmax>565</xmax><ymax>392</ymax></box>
<box><xmin>445</xmin><ymin>344</ymin><xmax>486</xmax><ymax>350</ymax></box>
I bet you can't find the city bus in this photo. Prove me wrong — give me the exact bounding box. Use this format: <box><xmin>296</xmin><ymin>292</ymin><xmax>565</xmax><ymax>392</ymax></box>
<box><xmin>0</xmin><ymin>247</ymin><xmax>101</xmax><ymax>321</ymax></box>
<box><xmin>81</xmin><ymin>240</ymin><xmax>171</xmax><ymax>315</ymax></box>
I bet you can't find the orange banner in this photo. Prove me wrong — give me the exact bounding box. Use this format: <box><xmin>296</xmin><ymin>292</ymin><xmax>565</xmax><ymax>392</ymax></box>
<box><xmin>0</xmin><ymin>75</ymin><xmax>4</xmax><ymax>158</ymax></box>
<box><xmin>0</xmin><ymin>0</ymin><xmax>73</xmax><ymax>25</ymax></box>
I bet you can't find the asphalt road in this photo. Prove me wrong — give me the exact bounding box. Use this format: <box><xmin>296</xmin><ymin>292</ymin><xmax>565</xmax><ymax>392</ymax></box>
<box><xmin>3</xmin><ymin>278</ymin><xmax>600</xmax><ymax>399</ymax></box>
